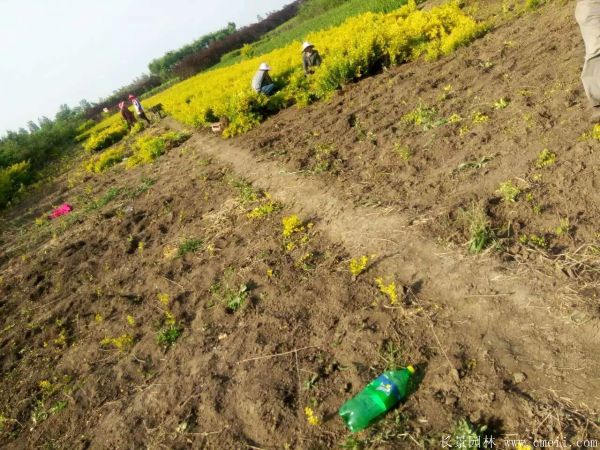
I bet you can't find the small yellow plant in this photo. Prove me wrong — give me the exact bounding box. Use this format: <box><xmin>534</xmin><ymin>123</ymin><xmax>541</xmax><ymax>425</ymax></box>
<box><xmin>515</xmin><ymin>444</ymin><xmax>533</xmax><ymax>450</ymax></box>
<box><xmin>101</xmin><ymin>334</ymin><xmax>134</xmax><ymax>352</ymax></box>
<box><xmin>164</xmin><ymin>311</ymin><xmax>176</xmax><ymax>327</ymax></box>
<box><xmin>247</xmin><ymin>201</ymin><xmax>281</xmax><ymax>219</ymax></box>
<box><xmin>349</xmin><ymin>256</ymin><xmax>369</xmax><ymax>279</ymax></box>
<box><xmin>304</xmin><ymin>407</ymin><xmax>320</xmax><ymax>426</ymax></box>
<box><xmin>138</xmin><ymin>241</ymin><xmax>144</xmax><ymax>255</ymax></box>
<box><xmin>393</xmin><ymin>142</ymin><xmax>411</xmax><ymax>160</ymax></box>
<box><xmin>94</xmin><ymin>313</ymin><xmax>104</xmax><ymax>323</ymax></box>
<box><xmin>157</xmin><ymin>293</ymin><xmax>170</xmax><ymax>306</ymax></box>
<box><xmin>498</xmin><ymin>180</ymin><xmax>520</xmax><ymax>203</ymax></box>
<box><xmin>472</xmin><ymin>111</ymin><xmax>489</xmax><ymax>124</ymax></box>
<box><xmin>39</xmin><ymin>380</ymin><xmax>53</xmax><ymax>392</ymax></box>
<box><xmin>536</xmin><ymin>148</ymin><xmax>556</xmax><ymax>168</ymax></box>
<box><xmin>282</xmin><ymin>215</ymin><xmax>304</xmax><ymax>237</ymax></box>
<box><xmin>493</xmin><ymin>98</ymin><xmax>509</xmax><ymax>109</ymax></box>
<box><xmin>126</xmin><ymin>315</ymin><xmax>136</xmax><ymax>326</ymax></box>
<box><xmin>53</xmin><ymin>329</ymin><xmax>67</xmax><ymax>348</ymax></box>
<box><xmin>555</xmin><ymin>218</ymin><xmax>571</xmax><ymax>236</ymax></box>
<box><xmin>85</xmin><ymin>145</ymin><xmax>125</xmax><ymax>173</ymax></box>
<box><xmin>163</xmin><ymin>246</ymin><xmax>178</xmax><ymax>260</ymax></box>
<box><xmin>448</xmin><ymin>113</ymin><xmax>463</xmax><ymax>124</ymax></box>
<box><xmin>375</xmin><ymin>277</ymin><xmax>399</xmax><ymax>305</ymax></box>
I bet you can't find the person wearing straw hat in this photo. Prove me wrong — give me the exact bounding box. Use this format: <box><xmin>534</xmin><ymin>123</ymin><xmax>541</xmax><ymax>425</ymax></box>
<box><xmin>302</xmin><ymin>41</ymin><xmax>322</xmax><ymax>75</ymax></box>
<box><xmin>252</xmin><ymin>63</ymin><xmax>277</xmax><ymax>96</ymax></box>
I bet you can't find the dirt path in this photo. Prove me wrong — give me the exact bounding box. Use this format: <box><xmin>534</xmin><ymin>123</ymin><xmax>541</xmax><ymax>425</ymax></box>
<box><xmin>172</xmin><ymin>118</ymin><xmax>600</xmax><ymax>421</ymax></box>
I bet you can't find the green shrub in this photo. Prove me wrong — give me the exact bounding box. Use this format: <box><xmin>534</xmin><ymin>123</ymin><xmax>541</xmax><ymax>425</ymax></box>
<box><xmin>0</xmin><ymin>161</ymin><xmax>31</xmax><ymax>208</ymax></box>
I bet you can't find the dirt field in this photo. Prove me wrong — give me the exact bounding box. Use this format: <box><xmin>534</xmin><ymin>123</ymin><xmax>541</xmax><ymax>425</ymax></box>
<box><xmin>1</xmin><ymin>1</ymin><xmax>599</xmax><ymax>449</ymax></box>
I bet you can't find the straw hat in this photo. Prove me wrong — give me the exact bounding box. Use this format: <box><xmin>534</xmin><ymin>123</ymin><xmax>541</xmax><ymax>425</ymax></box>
<box><xmin>302</xmin><ymin>41</ymin><xmax>314</xmax><ymax>52</ymax></box>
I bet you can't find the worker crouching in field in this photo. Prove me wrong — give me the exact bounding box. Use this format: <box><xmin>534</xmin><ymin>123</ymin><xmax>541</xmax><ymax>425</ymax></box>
<box><xmin>302</xmin><ymin>41</ymin><xmax>322</xmax><ymax>75</ymax></box>
<box><xmin>129</xmin><ymin>94</ymin><xmax>151</xmax><ymax>124</ymax></box>
<box><xmin>576</xmin><ymin>0</ymin><xmax>600</xmax><ymax>122</ymax></box>
<box><xmin>252</xmin><ymin>63</ymin><xmax>277</xmax><ymax>96</ymax></box>
<box><xmin>119</xmin><ymin>101</ymin><xmax>136</xmax><ymax>128</ymax></box>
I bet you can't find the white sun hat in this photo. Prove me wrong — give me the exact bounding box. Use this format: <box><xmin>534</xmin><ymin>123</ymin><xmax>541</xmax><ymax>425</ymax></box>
<box><xmin>259</xmin><ymin>62</ymin><xmax>271</xmax><ymax>71</ymax></box>
<box><xmin>302</xmin><ymin>41</ymin><xmax>314</xmax><ymax>52</ymax></box>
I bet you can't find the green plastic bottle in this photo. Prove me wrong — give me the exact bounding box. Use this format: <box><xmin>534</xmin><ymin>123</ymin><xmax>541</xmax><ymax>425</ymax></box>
<box><xmin>339</xmin><ymin>365</ymin><xmax>415</xmax><ymax>432</ymax></box>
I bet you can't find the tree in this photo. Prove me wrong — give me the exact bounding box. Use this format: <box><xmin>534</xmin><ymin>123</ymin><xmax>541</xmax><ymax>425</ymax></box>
<box><xmin>27</xmin><ymin>121</ymin><xmax>39</xmax><ymax>133</ymax></box>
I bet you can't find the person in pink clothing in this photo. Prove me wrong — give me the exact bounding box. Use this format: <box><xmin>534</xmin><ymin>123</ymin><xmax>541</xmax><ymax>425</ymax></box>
<box><xmin>119</xmin><ymin>101</ymin><xmax>136</xmax><ymax>128</ymax></box>
<box><xmin>128</xmin><ymin>94</ymin><xmax>151</xmax><ymax>124</ymax></box>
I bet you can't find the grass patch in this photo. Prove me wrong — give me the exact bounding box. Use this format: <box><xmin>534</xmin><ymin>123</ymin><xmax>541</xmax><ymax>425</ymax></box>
<box><xmin>459</xmin><ymin>205</ymin><xmax>495</xmax><ymax>253</ymax></box>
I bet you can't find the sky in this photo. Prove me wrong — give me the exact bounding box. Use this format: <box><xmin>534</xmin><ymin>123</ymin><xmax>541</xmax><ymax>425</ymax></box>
<box><xmin>0</xmin><ymin>0</ymin><xmax>291</xmax><ymax>135</ymax></box>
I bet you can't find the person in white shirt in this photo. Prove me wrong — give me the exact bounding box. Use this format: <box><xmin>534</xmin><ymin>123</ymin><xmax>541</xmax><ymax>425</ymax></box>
<box><xmin>128</xmin><ymin>94</ymin><xmax>151</xmax><ymax>124</ymax></box>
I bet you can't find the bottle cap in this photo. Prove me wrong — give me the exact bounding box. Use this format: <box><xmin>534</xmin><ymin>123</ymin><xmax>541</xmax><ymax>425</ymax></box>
<box><xmin>406</xmin><ymin>365</ymin><xmax>416</xmax><ymax>374</ymax></box>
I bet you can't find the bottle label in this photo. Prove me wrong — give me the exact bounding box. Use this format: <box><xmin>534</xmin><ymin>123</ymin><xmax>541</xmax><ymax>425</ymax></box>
<box><xmin>374</xmin><ymin>375</ymin><xmax>400</xmax><ymax>401</ymax></box>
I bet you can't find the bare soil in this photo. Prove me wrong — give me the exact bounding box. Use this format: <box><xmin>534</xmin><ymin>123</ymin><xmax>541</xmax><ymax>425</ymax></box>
<box><xmin>1</xmin><ymin>1</ymin><xmax>599</xmax><ymax>449</ymax></box>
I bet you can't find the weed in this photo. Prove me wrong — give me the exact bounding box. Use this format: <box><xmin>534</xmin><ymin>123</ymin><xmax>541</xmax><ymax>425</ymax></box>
<box><xmin>456</xmin><ymin>155</ymin><xmax>494</xmax><ymax>172</ymax></box>
<box><xmin>525</xmin><ymin>0</ymin><xmax>545</xmax><ymax>10</ymax></box>
<box><xmin>349</xmin><ymin>255</ymin><xmax>369</xmax><ymax>279</ymax></box>
<box><xmin>438</xmin><ymin>84</ymin><xmax>453</xmax><ymax>101</ymax></box>
<box><xmin>303</xmin><ymin>373</ymin><xmax>319</xmax><ymax>391</ymax></box>
<box><xmin>536</xmin><ymin>148</ymin><xmax>556</xmax><ymax>168</ymax></box>
<box><xmin>459</xmin><ymin>205</ymin><xmax>495</xmax><ymax>253</ymax></box>
<box><xmin>228</xmin><ymin>177</ymin><xmax>260</xmax><ymax>203</ymax></box>
<box><xmin>498</xmin><ymin>180</ymin><xmax>520</xmax><ymax>203</ymax></box>
<box><xmin>352</xmin><ymin>117</ymin><xmax>368</xmax><ymax>140</ymax></box>
<box><xmin>312</xmin><ymin>143</ymin><xmax>338</xmax><ymax>172</ymax></box>
<box><xmin>402</xmin><ymin>105</ymin><xmax>442</xmax><ymax>130</ymax></box>
<box><xmin>519</xmin><ymin>234</ymin><xmax>548</xmax><ymax>248</ymax></box>
<box><xmin>380</xmin><ymin>341</ymin><xmax>405</xmax><ymax>370</ymax></box>
<box><xmin>126</xmin><ymin>315</ymin><xmax>136</xmax><ymax>327</ymax></box>
<box><xmin>156</xmin><ymin>324</ymin><xmax>183</xmax><ymax>348</ymax></box>
<box><xmin>31</xmin><ymin>399</ymin><xmax>68</xmax><ymax>426</ymax></box>
<box><xmin>451</xmin><ymin>418</ymin><xmax>486</xmax><ymax>450</ymax></box>
<box><xmin>178</xmin><ymin>239</ymin><xmax>202</xmax><ymax>257</ymax></box>
<box><xmin>90</xmin><ymin>187</ymin><xmax>122</xmax><ymax>210</ymax></box>
<box><xmin>127</xmin><ymin>177</ymin><xmax>156</xmax><ymax>198</ymax></box>
<box><xmin>375</xmin><ymin>277</ymin><xmax>399</xmax><ymax>305</ymax></box>
<box><xmin>340</xmin><ymin>436</ymin><xmax>365</xmax><ymax>450</ymax></box>
<box><xmin>393</xmin><ymin>142</ymin><xmax>411</xmax><ymax>161</ymax></box>
<box><xmin>555</xmin><ymin>218</ymin><xmax>571</xmax><ymax>236</ymax></box>
<box><xmin>226</xmin><ymin>284</ymin><xmax>249</xmax><ymax>312</ymax></box>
